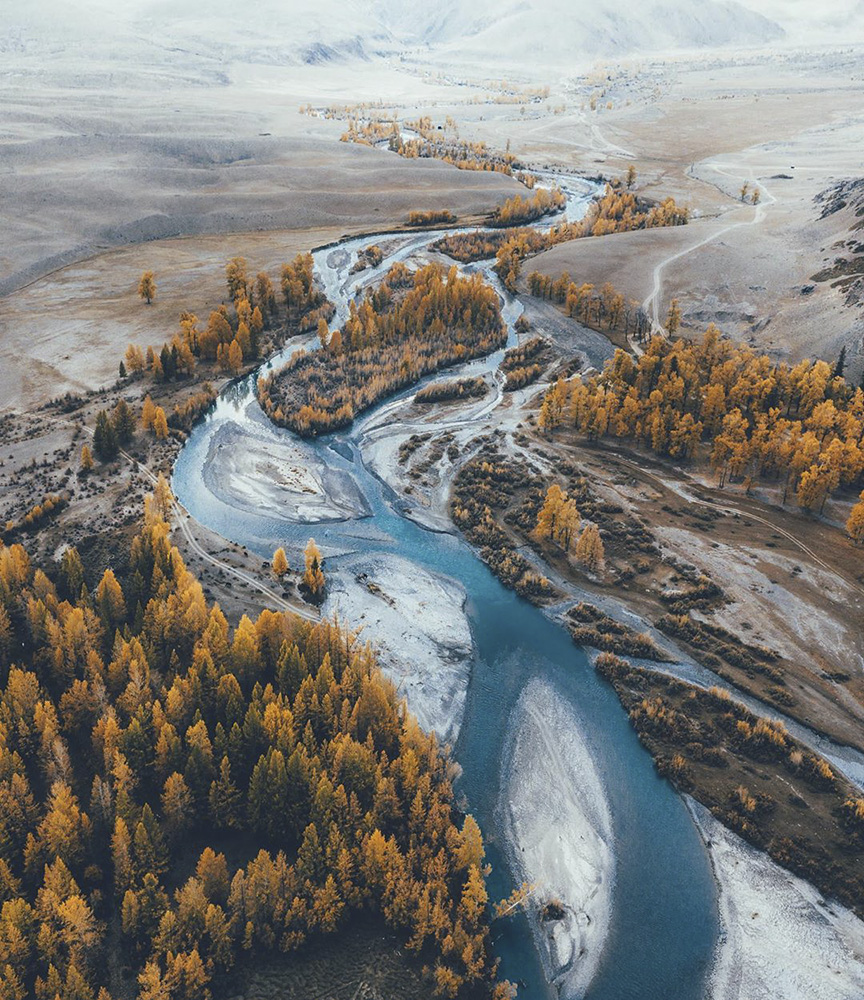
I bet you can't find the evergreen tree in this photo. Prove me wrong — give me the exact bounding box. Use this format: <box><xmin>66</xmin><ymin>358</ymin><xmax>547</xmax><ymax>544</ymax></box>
<box><xmin>833</xmin><ymin>345</ymin><xmax>848</xmax><ymax>380</ymax></box>
<box><xmin>94</xmin><ymin>411</ymin><xmax>118</xmax><ymax>461</ymax></box>
<box><xmin>111</xmin><ymin>399</ymin><xmax>137</xmax><ymax>445</ymax></box>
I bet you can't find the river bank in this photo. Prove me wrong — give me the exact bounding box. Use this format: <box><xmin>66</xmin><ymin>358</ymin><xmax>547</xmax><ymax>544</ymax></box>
<box><xmin>688</xmin><ymin>800</ymin><xmax>864</xmax><ymax>1000</ymax></box>
<box><xmin>172</xmin><ymin>182</ymin><xmax>722</xmax><ymax>1000</ymax></box>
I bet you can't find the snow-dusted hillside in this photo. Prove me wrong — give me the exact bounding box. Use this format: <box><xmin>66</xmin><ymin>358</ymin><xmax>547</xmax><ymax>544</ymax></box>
<box><xmin>1</xmin><ymin>0</ymin><xmax>390</xmax><ymax>74</ymax></box>
<box><xmin>3</xmin><ymin>0</ymin><xmax>787</xmax><ymax>77</ymax></box>
<box><xmin>745</xmin><ymin>0</ymin><xmax>864</xmax><ymax>45</ymax></box>
<box><xmin>374</xmin><ymin>0</ymin><xmax>784</xmax><ymax>63</ymax></box>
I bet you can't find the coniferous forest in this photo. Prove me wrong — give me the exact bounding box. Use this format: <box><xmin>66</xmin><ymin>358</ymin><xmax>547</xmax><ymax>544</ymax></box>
<box><xmin>258</xmin><ymin>263</ymin><xmax>506</xmax><ymax>437</ymax></box>
<box><xmin>0</xmin><ymin>488</ymin><xmax>504</xmax><ymax>1000</ymax></box>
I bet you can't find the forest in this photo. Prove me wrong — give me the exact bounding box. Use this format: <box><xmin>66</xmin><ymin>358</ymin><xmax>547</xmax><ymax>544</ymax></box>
<box><xmin>0</xmin><ymin>485</ymin><xmax>509</xmax><ymax>1000</ymax></box>
<box><xmin>434</xmin><ymin>185</ymin><xmax>687</xmax><ymax>294</ymax></box>
<box><xmin>339</xmin><ymin>115</ymin><xmax>535</xmax><ymax>185</ymax></box>
<box><xmin>488</xmin><ymin>188</ymin><xmax>566</xmax><ymax>228</ymax></box>
<box><xmin>257</xmin><ymin>263</ymin><xmax>506</xmax><ymax>437</ymax></box>
<box><xmin>539</xmin><ymin>329</ymin><xmax>864</xmax><ymax>518</ymax></box>
<box><xmin>123</xmin><ymin>255</ymin><xmax>330</xmax><ymax>387</ymax></box>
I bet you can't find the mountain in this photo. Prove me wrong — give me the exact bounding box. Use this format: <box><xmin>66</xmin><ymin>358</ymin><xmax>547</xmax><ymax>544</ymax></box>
<box><xmin>373</xmin><ymin>0</ymin><xmax>784</xmax><ymax>61</ymax></box>
<box><xmin>743</xmin><ymin>0</ymin><xmax>864</xmax><ymax>44</ymax></box>
<box><xmin>4</xmin><ymin>0</ymin><xmax>786</xmax><ymax>75</ymax></box>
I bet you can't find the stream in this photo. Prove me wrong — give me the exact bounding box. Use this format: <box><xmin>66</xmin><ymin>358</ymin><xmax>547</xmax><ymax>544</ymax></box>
<box><xmin>172</xmin><ymin>174</ymin><xmax>720</xmax><ymax>998</ymax></box>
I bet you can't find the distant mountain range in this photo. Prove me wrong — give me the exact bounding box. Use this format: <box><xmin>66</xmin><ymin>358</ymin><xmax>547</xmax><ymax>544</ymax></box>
<box><xmin>3</xmin><ymin>0</ymin><xmax>860</xmax><ymax>74</ymax></box>
<box><xmin>371</xmin><ymin>0</ymin><xmax>784</xmax><ymax>61</ymax></box>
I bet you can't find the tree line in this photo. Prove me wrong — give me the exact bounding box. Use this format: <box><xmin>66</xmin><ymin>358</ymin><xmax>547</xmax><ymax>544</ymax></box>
<box><xmin>528</xmin><ymin>272</ymin><xmax>650</xmax><ymax>340</ymax></box>
<box><xmin>488</xmin><ymin>188</ymin><xmax>566</xmax><ymax>229</ymax></box>
<box><xmin>124</xmin><ymin>255</ymin><xmax>331</xmax><ymax>385</ymax></box>
<box><xmin>340</xmin><ymin>115</ymin><xmax>535</xmax><ymax>187</ymax></box>
<box><xmin>0</xmin><ymin>487</ymin><xmax>512</xmax><ymax>1000</ymax></box>
<box><xmin>433</xmin><ymin>185</ymin><xmax>687</xmax><ymax>294</ymax></box>
<box><xmin>538</xmin><ymin>329</ymin><xmax>864</xmax><ymax>522</ymax></box>
<box><xmin>258</xmin><ymin>263</ymin><xmax>506</xmax><ymax>437</ymax></box>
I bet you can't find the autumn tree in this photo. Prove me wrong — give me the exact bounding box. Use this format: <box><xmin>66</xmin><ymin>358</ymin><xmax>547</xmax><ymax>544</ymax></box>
<box><xmin>96</xmin><ymin>568</ymin><xmax>126</xmax><ymax>628</ymax></box>
<box><xmin>302</xmin><ymin>539</ymin><xmax>326</xmax><ymax>600</ymax></box>
<box><xmin>152</xmin><ymin>407</ymin><xmax>169</xmax><ymax>440</ymax></box>
<box><xmin>254</xmin><ymin>273</ymin><xmax>276</xmax><ymax>320</ymax></box>
<box><xmin>625</xmin><ymin>163</ymin><xmax>637</xmax><ymax>189</ymax></box>
<box><xmin>272</xmin><ymin>547</ymin><xmax>289</xmax><ymax>579</ymax></box>
<box><xmin>535</xmin><ymin>483</ymin><xmax>565</xmax><ymax>542</ymax></box>
<box><xmin>225</xmin><ymin>257</ymin><xmax>248</xmax><ymax>301</ymax></box>
<box><xmin>141</xmin><ymin>395</ymin><xmax>157</xmax><ymax>432</ymax></box>
<box><xmin>574</xmin><ymin>523</ymin><xmax>604</xmax><ymax>572</ymax></box>
<box><xmin>138</xmin><ymin>271</ymin><xmax>156</xmax><ymax>305</ymax></box>
<box><xmin>125</xmin><ymin>344</ymin><xmax>145</xmax><ymax>375</ymax></box>
<box><xmin>228</xmin><ymin>339</ymin><xmax>243</xmax><ymax>375</ymax></box>
<box><xmin>845</xmin><ymin>491</ymin><xmax>864</xmax><ymax>544</ymax></box>
<box><xmin>80</xmin><ymin>445</ymin><xmax>94</xmax><ymax>474</ymax></box>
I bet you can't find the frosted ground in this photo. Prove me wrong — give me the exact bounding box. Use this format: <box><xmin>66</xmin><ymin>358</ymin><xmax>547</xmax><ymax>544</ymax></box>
<box><xmin>3</xmin><ymin>3</ymin><xmax>864</xmax><ymax>998</ymax></box>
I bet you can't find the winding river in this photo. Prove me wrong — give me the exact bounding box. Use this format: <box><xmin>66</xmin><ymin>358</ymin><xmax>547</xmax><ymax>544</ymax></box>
<box><xmin>173</xmin><ymin>175</ymin><xmax>719</xmax><ymax>998</ymax></box>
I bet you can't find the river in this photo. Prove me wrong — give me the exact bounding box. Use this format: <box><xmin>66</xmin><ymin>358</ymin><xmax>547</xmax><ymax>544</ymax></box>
<box><xmin>172</xmin><ymin>174</ymin><xmax>719</xmax><ymax>998</ymax></box>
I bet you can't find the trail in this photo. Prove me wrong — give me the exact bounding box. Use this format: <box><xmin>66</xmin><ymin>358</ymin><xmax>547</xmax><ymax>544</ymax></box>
<box><xmin>81</xmin><ymin>425</ymin><xmax>320</xmax><ymax>622</ymax></box>
<box><xmin>637</xmin><ymin>161</ymin><xmax>777</xmax><ymax>346</ymax></box>
<box><xmin>596</xmin><ymin>442</ymin><xmax>852</xmax><ymax>586</ymax></box>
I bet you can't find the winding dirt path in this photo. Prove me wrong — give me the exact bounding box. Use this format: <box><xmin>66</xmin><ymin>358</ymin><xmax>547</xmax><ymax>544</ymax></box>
<box><xmin>634</xmin><ymin>161</ymin><xmax>777</xmax><ymax>349</ymax></box>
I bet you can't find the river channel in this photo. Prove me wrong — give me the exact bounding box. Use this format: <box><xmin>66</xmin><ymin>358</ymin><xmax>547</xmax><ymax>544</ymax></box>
<box><xmin>173</xmin><ymin>174</ymin><xmax>719</xmax><ymax>999</ymax></box>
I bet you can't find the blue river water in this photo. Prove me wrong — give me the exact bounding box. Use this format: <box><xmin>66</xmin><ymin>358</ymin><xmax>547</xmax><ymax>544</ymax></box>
<box><xmin>172</xmin><ymin>181</ymin><xmax>719</xmax><ymax>998</ymax></box>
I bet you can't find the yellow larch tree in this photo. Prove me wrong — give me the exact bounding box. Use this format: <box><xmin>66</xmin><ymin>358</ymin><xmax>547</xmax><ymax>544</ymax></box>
<box><xmin>152</xmin><ymin>407</ymin><xmax>169</xmax><ymax>440</ymax></box>
<box><xmin>138</xmin><ymin>271</ymin><xmax>156</xmax><ymax>305</ymax></box>
<box><xmin>141</xmin><ymin>395</ymin><xmax>156</xmax><ymax>431</ymax></box>
<box><xmin>847</xmin><ymin>491</ymin><xmax>864</xmax><ymax>544</ymax></box>
<box><xmin>125</xmin><ymin>344</ymin><xmax>145</xmax><ymax>375</ymax></box>
<box><xmin>535</xmin><ymin>484</ymin><xmax>565</xmax><ymax>541</ymax></box>
<box><xmin>272</xmin><ymin>547</ymin><xmax>289</xmax><ymax>578</ymax></box>
<box><xmin>303</xmin><ymin>539</ymin><xmax>326</xmax><ymax>599</ymax></box>
<box><xmin>574</xmin><ymin>523</ymin><xmax>604</xmax><ymax>572</ymax></box>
